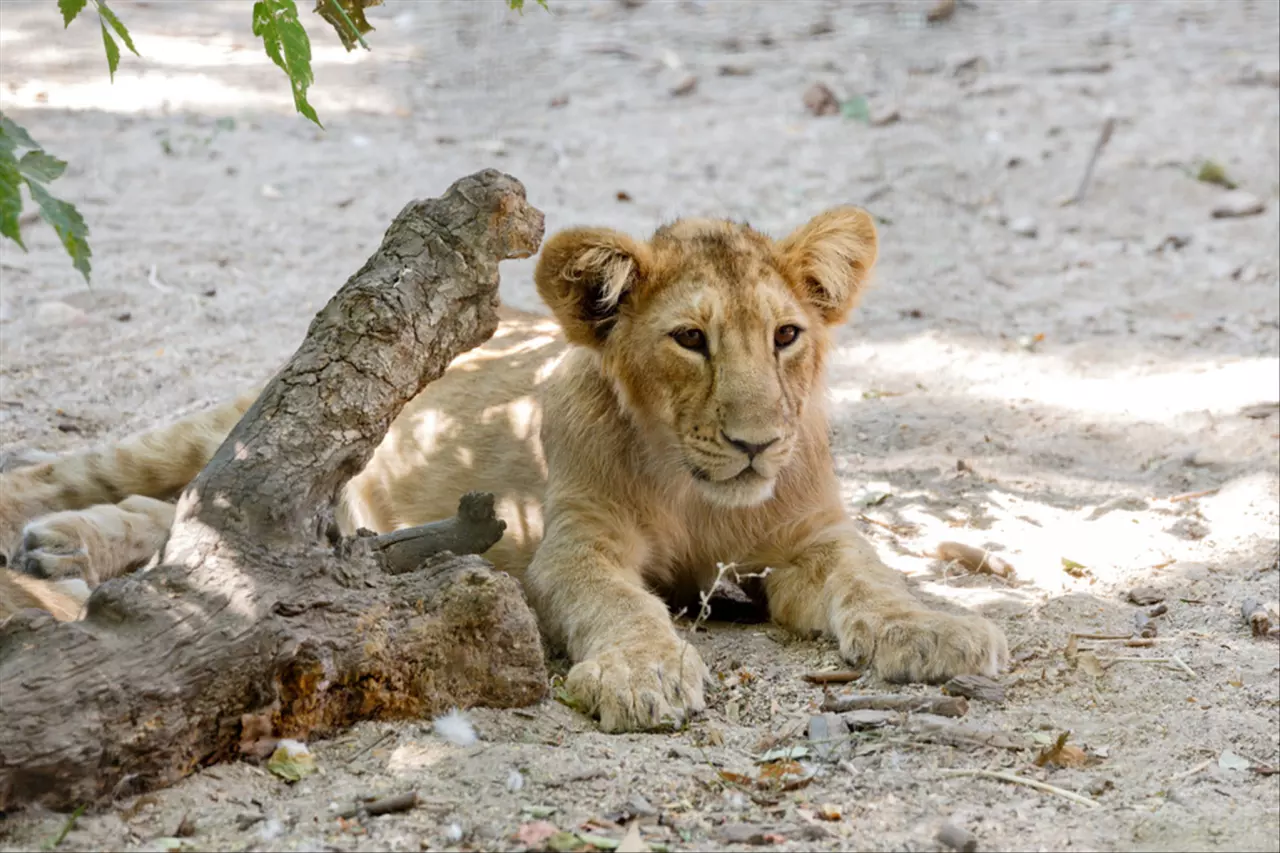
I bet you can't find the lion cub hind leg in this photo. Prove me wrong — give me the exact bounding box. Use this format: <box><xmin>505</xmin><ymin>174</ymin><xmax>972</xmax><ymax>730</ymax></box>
<box><xmin>526</xmin><ymin>521</ymin><xmax>710</xmax><ymax>733</ymax></box>
<box><xmin>0</xmin><ymin>570</ymin><xmax>88</xmax><ymax>622</ymax></box>
<box><xmin>12</xmin><ymin>496</ymin><xmax>175</xmax><ymax>587</ymax></box>
<box><xmin>0</xmin><ymin>390</ymin><xmax>256</xmax><ymax>560</ymax></box>
<box><xmin>764</xmin><ymin>525</ymin><xmax>1008</xmax><ymax>683</ymax></box>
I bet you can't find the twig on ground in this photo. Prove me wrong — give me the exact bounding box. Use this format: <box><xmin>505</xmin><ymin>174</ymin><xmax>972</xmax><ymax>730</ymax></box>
<box><xmin>1168</xmin><ymin>487</ymin><xmax>1220</xmax><ymax>503</ymax></box>
<box><xmin>347</xmin><ymin>730</ymin><xmax>396</xmax><ymax>763</ymax></box>
<box><xmin>337</xmin><ymin>791</ymin><xmax>419</xmax><ymax>820</ymax></box>
<box><xmin>1103</xmin><ymin>655</ymin><xmax>1197</xmax><ymax>678</ymax></box>
<box><xmin>822</xmin><ymin>693</ymin><xmax>968</xmax><ymax>717</ymax></box>
<box><xmin>1063</xmin><ymin>116</ymin><xmax>1116</xmax><ymax>205</ymax></box>
<box><xmin>802</xmin><ymin>670</ymin><xmax>863</xmax><ymax>685</ymax></box>
<box><xmin>146</xmin><ymin>263</ymin><xmax>173</xmax><ymax>293</ymax></box>
<box><xmin>1170</xmin><ymin>758</ymin><xmax>1214</xmax><ymax>782</ymax></box>
<box><xmin>939</xmin><ymin>769</ymin><xmax>1099</xmax><ymax>808</ymax></box>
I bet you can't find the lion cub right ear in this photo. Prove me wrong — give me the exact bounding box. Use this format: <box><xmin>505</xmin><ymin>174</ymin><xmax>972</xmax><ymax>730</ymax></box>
<box><xmin>535</xmin><ymin>227</ymin><xmax>651</xmax><ymax>347</ymax></box>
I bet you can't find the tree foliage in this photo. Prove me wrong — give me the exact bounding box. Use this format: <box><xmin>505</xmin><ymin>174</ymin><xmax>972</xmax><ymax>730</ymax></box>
<box><xmin>0</xmin><ymin>0</ymin><xmax>543</xmax><ymax>281</ymax></box>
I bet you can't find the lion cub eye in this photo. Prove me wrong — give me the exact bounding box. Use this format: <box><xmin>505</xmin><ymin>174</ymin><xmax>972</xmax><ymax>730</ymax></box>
<box><xmin>774</xmin><ymin>324</ymin><xmax>802</xmax><ymax>349</ymax></box>
<box><xmin>671</xmin><ymin>328</ymin><xmax>707</xmax><ymax>352</ymax></box>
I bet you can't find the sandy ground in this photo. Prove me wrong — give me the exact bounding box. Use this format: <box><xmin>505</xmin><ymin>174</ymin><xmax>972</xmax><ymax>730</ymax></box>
<box><xmin>1</xmin><ymin>0</ymin><xmax>1279</xmax><ymax>850</ymax></box>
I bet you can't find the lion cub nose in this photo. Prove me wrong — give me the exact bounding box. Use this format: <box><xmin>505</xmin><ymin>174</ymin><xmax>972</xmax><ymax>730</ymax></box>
<box><xmin>721</xmin><ymin>431</ymin><xmax>780</xmax><ymax>460</ymax></box>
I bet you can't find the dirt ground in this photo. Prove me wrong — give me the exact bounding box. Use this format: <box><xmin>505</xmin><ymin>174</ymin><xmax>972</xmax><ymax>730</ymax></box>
<box><xmin>2</xmin><ymin>0</ymin><xmax>1279</xmax><ymax>850</ymax></box>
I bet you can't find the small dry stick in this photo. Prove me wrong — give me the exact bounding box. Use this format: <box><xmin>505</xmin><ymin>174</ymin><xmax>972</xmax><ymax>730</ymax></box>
<box><xmin>1065</xmin><ymin>116</ymin><xmax>1116</xmax><ymax>205</ymax></box>
<box><xmin>802</xmin><ymin>670</ymin><xmax>864</xmax><ymax>685</ymax></box>
<box><xmin>348</xmin><ymin>730</ymin><xmax>396</xmax><ymax>763</ymax></box>
<box><xmin>1104</xmin><ymin>656</ymin><xmax>1197</xmax><ymax>678</ymax></box>
<box><xmin>1241</xmin><ymin>599</ymin><xmax>1273</xmax><ymax>637</ymax></box>
<box><xmin>337</xmin><ymin>791</ymin><xmax>419</xmax><ymax>820</ymax></box>
<box><xmin>935</xmin><ymin>541</ymin><xmax>1015</xmax><ymax>579</ymax></box>
<box><xmin>937</xmin><ymin>820</ymin><xmax>978</xmax><ymax>852</ymax></box>
<box><xmin>1170</xmin><ymin>758</ymin><xmax>1214</xmax><ymax>782</ymax></box>
<box><xmin>822</xmin><ymin>694</ymin><xmax>968</xmax><ymax>717</ymax></box>
<box><xmin>1168</xmin><ymin>487</ymin><xmax>1219</xmax><ymax>503</ymax></box>
<box><xmin>939</xmin><ymin>769</ymin><xmax>1099</xmax><ymax>809</ymax></box>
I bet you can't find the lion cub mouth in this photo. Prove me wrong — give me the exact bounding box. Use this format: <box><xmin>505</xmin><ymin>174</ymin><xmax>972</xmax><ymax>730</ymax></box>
<box><xmin>689</xmin><ymin>464</ymin><xmax>762</xmax><ymax>485</ymax></box>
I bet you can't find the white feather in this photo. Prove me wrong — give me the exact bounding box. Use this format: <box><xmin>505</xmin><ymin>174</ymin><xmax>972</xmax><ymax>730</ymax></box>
<box><xmin>432</xmin><ymin>708</ymin><xmax>477</xmax><ymax>746</ymax></box>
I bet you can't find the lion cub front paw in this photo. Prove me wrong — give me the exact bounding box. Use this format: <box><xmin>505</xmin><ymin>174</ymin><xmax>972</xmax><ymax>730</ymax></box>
<box><xmin>853</xmin><ymin>611</ymin><xmax>1008</xmax><ymax>684</ymax></box>
<box><xmin>565</xmin><ymin>637</ymin><xmax>709</xmax><ymax>733</ymax></box>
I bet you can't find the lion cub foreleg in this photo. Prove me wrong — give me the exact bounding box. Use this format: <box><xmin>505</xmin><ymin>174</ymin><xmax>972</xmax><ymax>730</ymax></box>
<box><xmin>524</xmin><ymin>514</ymin><xmax>710</xmax><ymax>733</ymax></box>
<box><xmin>764</xmin><ymin>524</ymin><xmax>1007</xmax><ymax>683</ymax></box>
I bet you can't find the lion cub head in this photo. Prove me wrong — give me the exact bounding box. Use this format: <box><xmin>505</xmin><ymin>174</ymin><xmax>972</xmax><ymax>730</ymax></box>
<box><xmin>534</xmin><ymin>208</ymin><xmax>878</xmax><ymax>508</ymax></box>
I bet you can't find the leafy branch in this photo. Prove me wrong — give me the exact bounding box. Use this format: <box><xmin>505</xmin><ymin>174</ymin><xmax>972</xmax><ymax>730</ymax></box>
<box><xmin>0</xmin><ymin>0</ymin><xmax>545</xmax><ymax>280</ymax></box>
<box><xmin>0</xmin><ymin>113</ymin><xmax>91</xmax><ymax>281</ymax></box>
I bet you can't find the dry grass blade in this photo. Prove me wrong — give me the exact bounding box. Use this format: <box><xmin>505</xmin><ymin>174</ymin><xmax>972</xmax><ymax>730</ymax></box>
<box><xmin>939</xmin><ymin>769</ymin><xmax>1099</xmax><ymax>808</ymax></box>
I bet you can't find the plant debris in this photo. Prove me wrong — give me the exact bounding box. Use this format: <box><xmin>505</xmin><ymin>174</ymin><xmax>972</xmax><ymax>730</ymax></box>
<box><xmin>936</xmin><ymin>541</ymin><xmax>1016</xmax><ymax>578</ymax></box>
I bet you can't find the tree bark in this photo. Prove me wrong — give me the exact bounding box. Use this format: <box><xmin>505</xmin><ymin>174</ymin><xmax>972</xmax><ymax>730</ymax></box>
<box><xmin>0</xmin><ymin>169</ymin><xmax>548</xmax><ymax>812</ymax></box>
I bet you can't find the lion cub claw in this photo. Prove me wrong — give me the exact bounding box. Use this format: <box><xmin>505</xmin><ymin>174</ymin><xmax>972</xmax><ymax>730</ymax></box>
<box><xmin>856</xmin><ymin>611</ymin><xmax>1008</xmax><ymax>685</ymax></box>
<box><xmin>565</xmin><ymin>638</ymin><xmax>709</xmax><ymax>733</ymax></box>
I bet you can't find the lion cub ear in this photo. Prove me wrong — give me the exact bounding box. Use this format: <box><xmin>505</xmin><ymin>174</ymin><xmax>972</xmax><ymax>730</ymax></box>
<box><xmin>776</xmin><ymin>207</ymin><xmax>879</xmax><ymax>325</ymax></box>
<box><xmin>534</xmin><ymin>227</ymin><xmax>650</xmax><ymax>346</ymax></box>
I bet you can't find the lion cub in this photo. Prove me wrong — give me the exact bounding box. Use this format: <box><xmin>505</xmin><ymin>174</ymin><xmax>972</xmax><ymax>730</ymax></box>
<box><xmin>0</xmin><ymin>207</ymin><xmax>1006</xmax><ymax>732</ymax></box>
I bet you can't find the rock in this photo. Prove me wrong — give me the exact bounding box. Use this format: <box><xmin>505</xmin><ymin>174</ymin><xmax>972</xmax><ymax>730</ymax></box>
<box><xmin>718</xmin><ymin>824</ymin><xmax>773</xmax><ymax>845</ymax></box>
<box><xmin>1211</xmin><ymin>191</ymin><xmax>1265</xmax><ymax>219</ymax></box>
<box><xmin>807</xmin><ymin>713</ymin><xmax>848</xmax><ymax>761</ymax></box>
<box><xmin>926</xmin><ymin>0</ymin><xmax>957</xmax><ymax>24</ymax></box>
<box><xmin>870</xmin><ymin>105</ymin><xmax>901</xmax><ymax>126</ymax></box>
<box><xmin>1007</xmin><ymin>217</ymin><xmax>1039</xmax><ymax>238</ymax></box>
<box><xmin>32</xmin><ymin>301</ymin><xmax>88</xmax><ymax>326</ymax></box>
<box><xmin>841</xmin><ymin>709</ymin><xmax>898</xmax><ymax>729</ymax></box>
<box><xmin>803</xmin><ymin>82</ymin><xmax>840</xmax><ymax>116</ymax></box>
<box><xmin>670</xmin><ymin>75</ymin><xmax>698</xmax><ymax>97</ymax></box>
<box><xmin>1127</xmin><ymin>586</ymin><xmax>1166</xmax><ymax>606</ymax></box>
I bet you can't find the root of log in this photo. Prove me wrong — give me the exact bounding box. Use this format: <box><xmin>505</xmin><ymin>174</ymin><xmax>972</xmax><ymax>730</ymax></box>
<box><xmin>0</xmin><ymin>170</ymin><xmax>548</xmax><ymax>812</ymax></box>
<box><xmin>369</xmin><ymin>491</ymin><xmax>507</xmax><ymax>574</ymax></box>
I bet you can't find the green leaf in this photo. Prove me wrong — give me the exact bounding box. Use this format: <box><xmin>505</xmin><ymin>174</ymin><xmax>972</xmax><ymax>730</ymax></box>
<box><xmin>254</xmin><ymin>0</ymin><xmax>321</xmax><ymax>127</ymax></box>
<box><xmin>26</xmin><ymin>180</ymin><xmax>92</xmax><ymax>282</ymax></box>
<box><xmin>507</xmin><ymin>0</ymin><xmax>549</xmax><ymax>11</ymax></box>
<box><xmin>0</xmin><ymin>113</ymin><xmax>39</xmax><ymax>152</ymax></box>
<box><xmin>0</xmin><ymin>152</ymin><xmax>27</xmax><ymax>250</ymax></box>
<box><xmin>840</xmin><ymin>95</ymin><xmax>870</xmax><ymax>122</ymax></box>
<box><xmin>18</xmin><ymin>151</ymin><xmax>68</xmax><ymax>183</ymax></box>
<box><xmin>96</xmin><ymin>1</ymin><xmax>139</xmax><ymax>55</ymax></box>
<box><xmin>58</xmin><ymin>0</ymin><xmax>89</xmax><ymax>27</ymax></box>
<box><xmin>314</xmin><ymin>0</ymin><xmax>380</xmax><ymax>51</ymax></box>
<box><xmin>100</xmin><ymin>20</ymin><xmax>120</xmax><ymax>81</ymax></box>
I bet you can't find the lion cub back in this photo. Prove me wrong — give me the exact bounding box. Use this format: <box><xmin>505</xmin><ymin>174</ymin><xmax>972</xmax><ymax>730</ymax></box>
<box><xmin>339</xmin><ymin>308</ymin><xmax>565</xmax><ymax>575</ymax></box>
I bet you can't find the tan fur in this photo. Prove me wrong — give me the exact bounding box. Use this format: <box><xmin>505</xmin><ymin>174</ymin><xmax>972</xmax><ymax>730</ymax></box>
<box><xmin>0</xmin><ymin>209</ymin><xmax>1007</xmax><ymax>732</ymax></box>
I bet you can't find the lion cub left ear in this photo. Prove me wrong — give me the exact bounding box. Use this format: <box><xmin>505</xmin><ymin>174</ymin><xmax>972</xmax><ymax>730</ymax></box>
<box><xmin>535</xmin><ymin>227</ymin><xmax>651</xmax><ymax>347</ymax></box>
<box><xmin>776</xmin><ymin>207</ymin><xmax>879</xmax><ymax>325</ymax></box>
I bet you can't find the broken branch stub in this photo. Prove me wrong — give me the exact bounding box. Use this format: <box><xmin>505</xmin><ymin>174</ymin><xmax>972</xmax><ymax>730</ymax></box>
<box><xmin>0</xmin><ymin>170</ymin><xmax>548</xmax><ymax>812</ymax></box>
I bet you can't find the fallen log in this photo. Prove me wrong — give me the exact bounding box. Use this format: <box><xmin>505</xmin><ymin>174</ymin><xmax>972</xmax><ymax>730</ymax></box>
<box><xmin>0</xmin><ymin>169</ymin><xmax>548</xmax><ymax>811</ymax></box>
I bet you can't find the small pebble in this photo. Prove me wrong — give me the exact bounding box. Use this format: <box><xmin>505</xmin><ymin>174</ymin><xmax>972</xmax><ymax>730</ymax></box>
<box><xmin>1211</xmin><ymin>191</ymin><xmax>1265</xmax><ymax>219</ymax></box>
<box><xmin>1007</xmin><ymin>216</ymin><xmax>1039</xmax><ymax>238</ymax></box>
<box><xmin>670</xmin><ymin>75</ymin><xmax>698</xmax><ymax>97</ymax></box>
